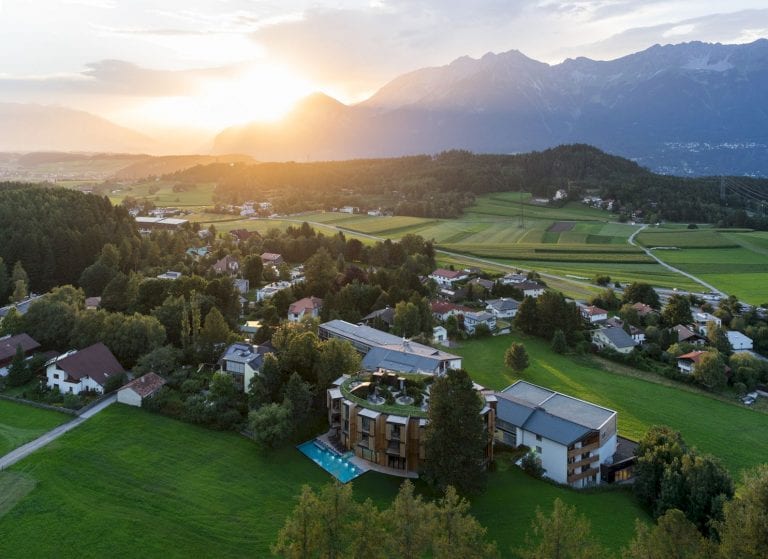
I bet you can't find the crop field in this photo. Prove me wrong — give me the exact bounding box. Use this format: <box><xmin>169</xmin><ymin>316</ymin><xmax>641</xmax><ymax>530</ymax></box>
<box><xmin>0</xmin><ymin>400</ymin><xmax>69</xmax><ymax>456</ymax></box>
<box><xmin>108</xmin><ymin>181</ymin><xmax>218</xmax><ymax>207</ymax></box>
<box><xmin>0</xmin><ymin>405</ymin><xmax>648</xmax><ymax>557</ymax></box>
<box><xmin>452</xmin><ymin>335</ymin><xmax>768</xmax><ymax>475</ymax></box>
<box><xmin>636</xmin><ymin>227</ymin><xmax>768</xmax><ymax>304</ymax></box>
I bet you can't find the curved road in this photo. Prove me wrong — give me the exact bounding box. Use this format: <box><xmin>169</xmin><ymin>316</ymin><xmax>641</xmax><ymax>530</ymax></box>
<box><xmin>628</xmin><ymin>224</ymin><xmax>726</xmax><ymax>297</ymax></box>
<box><xmin>0</xmin><ymin>394</ymin><xmax>116</xmax><ymax>471</ymax></box>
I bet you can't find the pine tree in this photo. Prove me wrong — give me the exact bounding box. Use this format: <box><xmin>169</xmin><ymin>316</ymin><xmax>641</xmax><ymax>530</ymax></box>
<box><xmin>517</xmin><ymin>498</ymin><xmax>604</xmax><ymax>559</ymax></box>
<box><xmin>551</xmin><ymin>329</ymin><xmax>568</xmax><ymax>354</ymax></box>
<box><xmin>7</xmin><ymin>344</ymin><xmax>31</xmax><ymax>387</ymax></box>
<box><xmin>514</xmin><ymin>296</ymin><xmax>538</xmax><ymax>335</ymax></box>
<box><xmin>504</xmin><ymin>342</ymin><xmax>530</xmax><ymax>373</ymax></box>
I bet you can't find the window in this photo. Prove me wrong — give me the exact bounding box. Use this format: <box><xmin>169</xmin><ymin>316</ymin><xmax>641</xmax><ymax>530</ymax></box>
<box><xmin>361</xmin><ymin>417</ymin><xmax>372</xmax><ymax>433</ymax></box>
<box><xmin>53</xmin><ymin>373</ymin><xmax>59</xmax><ymax>380</ymax></box>
<box><xmin>535</xmin><ymin>434</ymin><xmax>542</xmax><ymax>442</ymax></box>
<box><xmin>535</xmin><ymin>446</ymin><xmax>542</xmax><ymax>454</ymax></box>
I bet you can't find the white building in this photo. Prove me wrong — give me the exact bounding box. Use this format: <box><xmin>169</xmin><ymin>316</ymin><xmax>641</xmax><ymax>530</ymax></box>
<box><xmin>692</xmin><ymin>311</ymin><xmax>721</xmax><ymax>335</ymax></box>
<box><xmin>157</xmin><ymin>271</ymin><xmax>182</xmax><ymax>280</ymax></box>
<box><xmin>495</xmin><ymin>381</ymin><xmax>618</xmax><ymax>488</ymax></box>
<box><xmin>592</xmin><ymin>327</ymin><xmax>637</xmax><ymax>354</ymax></box>
<box><xmin>580</xmin><ymin>305</ymin><xmax>608</xmax><ymax>324</ymax></box>
<box><xmin>463</xmin><ymin>311</ymin><xmax>497</xmax><ymax>334</ymax></box>
<box><xmin>428</xmin><ymin>268</ymin><xmax>469</xmax><ymax>288</ymax></box>
<box><xmin>219</xmin><ymin>342</ymin><xmax>275</xmax><ymax>391</ymax></box>
<box><xmin>46</xmin><ymin>343</ymin><xmax>124</xmax><ymax>395</ymax></box>
<box><xmin>727</xmin><ymin>331</ymin><xmax>753</xmax><ymax>352</ymax></box>
<box><xmin>117</xmin><ymin>372</ymin><xmax>166</xmax><ymax>407</ymax></box>
<box><xmin>500</xmin><ymin>273</ymin><xmax>527</xmax><ymax>285</ymax></box>
<box><xmin>288</xmin><ymin>297</ymin><xmax>323</xmax><ymax>322</ymax></box>
<box><xmin>432</xmin><ymin>326</ymin><xmax>448</xmax><ymax>344</ymax></box>
<box><xmin>256</xmin><ymin>281</ymin><xmax>293</xmax><ymax>302</ymax></box>
<box><xmin>485</xmin><ymin>298</ymin><xmax>520</xmax><ymax>320</ymax></box>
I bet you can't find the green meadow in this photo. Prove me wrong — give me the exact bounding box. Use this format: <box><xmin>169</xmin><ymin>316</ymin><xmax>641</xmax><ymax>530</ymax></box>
<box><xmin>0</xmin><ymin>399</ymin><xmax>70</xmax><ymax>456</ymax></box>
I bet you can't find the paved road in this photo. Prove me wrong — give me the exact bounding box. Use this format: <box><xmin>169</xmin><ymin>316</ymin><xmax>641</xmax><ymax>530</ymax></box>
<box><xmin>0</xmin><ymin>394</ymin><xmax>116</xmax><ymax>471</ymax></box>
<box><xmin>627</xmin><ymin>224</ymin><xmax>726</xmax><ymax>298</ymax></box>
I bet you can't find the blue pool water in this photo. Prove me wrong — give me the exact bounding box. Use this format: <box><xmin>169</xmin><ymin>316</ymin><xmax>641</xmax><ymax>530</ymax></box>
<box><xmin>297</xmin><ymin>440</ymin><xmax>365</xmax><ymax>483</ymax></box>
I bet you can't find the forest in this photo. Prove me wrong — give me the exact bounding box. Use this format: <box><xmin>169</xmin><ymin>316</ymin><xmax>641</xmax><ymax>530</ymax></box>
<box><xmin>165</xmin><ymin>144</ymin><xmax>768</xmax><ymax>227</ymax></box>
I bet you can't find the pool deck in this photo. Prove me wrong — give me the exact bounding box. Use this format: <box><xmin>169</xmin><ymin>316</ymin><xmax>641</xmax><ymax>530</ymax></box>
<box><xmin>317</xmin><ymin>432</ymin><xmax>419</xmax><ymax>479</ymax></box>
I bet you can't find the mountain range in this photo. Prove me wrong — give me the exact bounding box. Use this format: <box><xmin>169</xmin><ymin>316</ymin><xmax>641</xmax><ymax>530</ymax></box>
<box><xmin>214</xmin><ymin>39</ymin><xmax>768</xmax><ymax>176</ymax></box>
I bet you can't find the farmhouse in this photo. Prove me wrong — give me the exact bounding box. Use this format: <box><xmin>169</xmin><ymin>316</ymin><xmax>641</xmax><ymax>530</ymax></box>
<box><xmin>428</xmin><ymin>268</ymin><xmax>469</xmax><ymax>287</ymax></box>
<box><xmin>117</xmin><ymin>372</ymin><xmax>166</xmax><ymax>407</ymax></box>
<box><xmin>326</xmin><ymin>372</ymin><xmax>494</xmax><ymax>475</ymax></box>
<box><xmin>45</xmin><ymin>343</ymin><xmax>124</xmax><ymax>395</ymax></box>
<box><xmin>592</xmin><ymin>326</ymin><xmax>637</xmax><ymax>354</ymax></box>
<box><xmin>727</xmin><ymin>330</ymin><xmax>753</xmax><ymax>352</ymax></box>
<box><xmin>485</xmin><ymin>298</ymin><xmax>519</xmax><ymax>319</ymax></box>
<box><xmin>219</xmin><ymin>342</ymin><xmax>275</xmax><ymax>391</ymax></box>
<box><xmin>319</xmin><ymin>320</ymin><xmax>462</xmax><ymax>374</ymax></box>
<box><xmin>0</xmin><ymin>333</ymin><xmax>40</xmax><ymax>376</ymax></box>
<box><xmin>288</xmin><ymin>296</ymin><xmax>323</xmax><ymax>322</ymax></box>
<box><xmin>494</xmin><ymin>381</ymin><xmax>624</xmax><ymax>487</ymax></box>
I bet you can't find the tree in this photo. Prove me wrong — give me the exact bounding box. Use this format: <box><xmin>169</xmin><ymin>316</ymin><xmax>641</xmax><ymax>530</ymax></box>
<box><xmin>707</xmin><ymin>323</ymin><xmax>732</xmax><ymax>356</ymax></box>
<box><xmin>242</xmin><ymin>254</ymin><xmax>263</xmax><ymax>286</ymax></box>
<box><xmin>133</xmin><ymin>345</ymin><xmax>182</xmax><ymax>376</ymax></box>
<box><xmin>431</xmin><ymin>486</ymin><xmax>498</xmax><ymax>559</ymax></box>
<box><xmin>10</xmin><ymin>279</ymin><xmax>27</xmax><ymax>304</ymax></box>
<box><xmin>622</xmin><ymin>282</ymin><xmax>660</xmax><ymax>309</ymax></box>
<box><xmin>514</xmin><ymin>296</ymin><xmax>538</xmax><ymax>335</ymax></box>
<box><xmin>249</xmin><ymin>402</ymin><xmax>293</xmax><ymax>448</ymax></box>
<box><xmin>521</xmin><ymin>450</ymin><xmax>545</xmax><ymax>478</ymax></box>
<box><xmin>662</xmin><ymin>294</ymin><xmax>692</xmax><ymax>326</ymax></box>
<box><xmin>304</xmin><ymin>247</ymin><xmax>337</xmax><ymax>296</ymax></box>
<box><xmin>199</xmin><ymin>307</ymin><xmax>232</xmax><ymax>363</ymax></box>
<box><xmin>6</xmin><ymin>344</ymin><xmax>31</xmax><ymax>387</ymax></box>
<box><xmin>716</xmin><ymin>465</ymin><xmax>768</xmax><ymax>559</ymax></box>
<box><xmin>393</xmin><ymin>300</ymin><xmax>422</xmax><ymax>338</ymax></box>
<box><xmin>551</xmin><ymin>329</ymin><xmax>568</xmax><ymax>354</ymax></box>
<box><xmin>634</xmin><ymin>426</ymin><xmax>688</xmax><ymax>511</ymax></box>
<box><xmin>693</xmin><ymin>351</ymin><xmax>727</xmax><ymax>390</ymax></box>
<box><xmin>623</xmin><ymin>509</ymin><xmax>716</xmax><ymax>559</ymax></box>
<box><xmin>100</xmin><ymin>272</ymin><xmax>131</xmax><ymax>313</ymax></box>
<box><xmin>504</xmin><ymin>342</ymin><xmax>530</xmax><ymax>373</ymax></box>
<box><xmin>386</xmin><ymin>481</ymin><xmax>432</xmax><ymax>559</ymax></box>
<box><xmin>517</xmin><ymin>498</ymin><xmax>604</xmax><ymax>559</ymax></box>
<box><xmin>249</xmin><ymin>353</ymin><xmax>286</xmax><ymax>406</ymax></box>
<box><xmin>11</xmin><ymin>261</ymin><xmax>29</xmax><ymax>290</ymax></box>
<box><xmin>283</xmin><ymin>372</ymin><xmax>313</xmax><ymax>427</ymax></box>
<box><xmin>24</xmin><ymin>298</ymin><xmax>78</xmax><ymax>350</ymax></box>
<box><xmin>423</xmin><ymin>368</ymin><xmax>487</xmax><ymax>495</ymax></box>
<box><xmin>0</xmin><ymin>257</ymin><xmax>9</xmax><ymax>303</ymax></box>
<box><xmin>314</xmin><ymin>338</ymin><xmax>361</xmax><ymax>390</ymax></box>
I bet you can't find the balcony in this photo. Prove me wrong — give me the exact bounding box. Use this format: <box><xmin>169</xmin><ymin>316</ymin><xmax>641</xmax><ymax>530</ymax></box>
<box><xmin>568</xmin><ymin>454</ymin><xmax>599</xmax><ymax>472</ymax></box>
<box><xmin>568</xmin><ymin>467</ymin><xmax>599</xmax><ymax>484</ymax></box>
<box><xmin>567</xmin><ymin>442</ymin><xmax>598</xmax><ymax>458</ymax></box>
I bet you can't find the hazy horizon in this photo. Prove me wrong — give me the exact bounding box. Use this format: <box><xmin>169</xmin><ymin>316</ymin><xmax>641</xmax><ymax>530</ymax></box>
<box><xmin>1</xmin><ymin>0</ymin><xmax>767</xmax><ymax>142</ymax></box>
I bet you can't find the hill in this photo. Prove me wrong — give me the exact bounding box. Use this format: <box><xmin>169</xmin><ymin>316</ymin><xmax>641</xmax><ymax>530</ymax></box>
<box><xmin>213</xmin><ymin>40</ymin><xmax>768</xmax><ymax>176</ymax></box>
<box><xmin>0</xmin><ymin>103</ymin><xmax>153</xmax><ymax>153</ymax></box>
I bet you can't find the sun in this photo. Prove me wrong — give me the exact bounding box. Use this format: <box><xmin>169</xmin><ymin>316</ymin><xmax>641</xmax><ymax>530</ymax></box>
<box><xmin>130</xmin><ymin>63</ymin><xmax>316</xmax><ymax>132</ymax></box>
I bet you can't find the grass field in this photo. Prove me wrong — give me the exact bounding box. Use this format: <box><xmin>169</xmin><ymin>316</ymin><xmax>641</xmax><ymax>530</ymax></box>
<box><xmin>0</xmin><ymin>405</ymin><xmax>647</xmax><ymax>557</ymax></box>
<box><xmin>0</xmin><ymin>400</ymin><xmax>70</xmax><ymax>456</ymax></box>
<box><xmin>108</xmin><ymin>181</ymin><xmax>218</xmax><ymax>207</ymax></box>
<box><xmin>451</xmin><ymin>335</ymin><xmax>768</xmax><ymax>475</ymax></box>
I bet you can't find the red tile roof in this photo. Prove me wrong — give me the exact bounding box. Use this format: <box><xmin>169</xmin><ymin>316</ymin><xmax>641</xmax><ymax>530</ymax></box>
<box><xmin>120</xmin><ymin>372</ymin><xmax>166</xmax><ymax>398</ymax></box>
<box><xmin>678</xmin><ymin>350</ymin><xmax>706</xmax><ymax>363</ymax></box>
<box><xmin>430</xmin><ymin>268</ymin><xmax>465</xmax><ymax>279</ymax></box>
<box><xmin>289</xmin><ymin>296</ymin><xmax>323</xmax><ymax>315</ymax></box>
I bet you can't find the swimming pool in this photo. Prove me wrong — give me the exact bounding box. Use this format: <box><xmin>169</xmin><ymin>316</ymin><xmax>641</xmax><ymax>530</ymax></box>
<box><xmin>297</xmin><ymin>439</ymin><xmax>366</xmax><ymax>483</ymax></box>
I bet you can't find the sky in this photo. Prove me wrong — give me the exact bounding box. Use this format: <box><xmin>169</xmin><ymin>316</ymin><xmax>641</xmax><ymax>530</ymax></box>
<box><xmin>1</xmin><ymin>0</ymin><xmax>767</xmax><ymax>135</ymax></box>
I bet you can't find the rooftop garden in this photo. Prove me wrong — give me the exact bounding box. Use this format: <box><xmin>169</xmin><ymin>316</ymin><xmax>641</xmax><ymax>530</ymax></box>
<box><xmin>339</xmin><ymin>371</ymin><xmax>434</xmax><ymax>418</ymax></box>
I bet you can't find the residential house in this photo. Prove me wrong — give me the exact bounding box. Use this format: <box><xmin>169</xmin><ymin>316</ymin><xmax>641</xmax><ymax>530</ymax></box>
<box><xmin>219</xmin><ymin>342</ymin><xmax>275</xmax><ymax>391</ymax></box>
<box><xmin>157</xmin><ymin>271</ymin><xmax>182</xmax><ymax>280</ymax></box>
<box><xmin>288</xmin><ymin>296</ymin><xmax>323</xmax><ymax>322</ymax></box>
<box><xmin>592</xmin><ymin>327</ymin><xmax>637</xmax><ymax>354</ymax></box>
<box><xmin>677</xmin><ymin>351</ymin><xmax>707</xmax><ymax>375</ymax></box>
<box><xmin>494</xmin><ymin>381</ymin><xmax>623</xmax><ymax>487</ymax></box>
<box><xmin>260</xmin><ymin>252</ymin><xmax>284</xmax><ymax>266</ymax></box>
<box><xmin>430</xmin><ymin>301</ymin><xmax>471</xmax><ymax>322</ymax></box>
<box><xmin>727</xmin><ymin>331</ymin><xmax>753</xmax><ymax>352</ymax></box>
<box><xmin>339</xmin><ymin>206</ymin><xmax>358</xmax><ymax>214</ymax></box>
<box><xmin>117</xmin><ymin>372</ymin><xmax>166</xmax><ymax>407</ymax></box>
<box><xmin>319</xmin><ymin>320</ymin><xmax>462</xmax><ymax>374</ymax></box>
<box><xmin>673</xmin><ymin>325</ymin><xmax>707</xmax><ymax>346</ymax></box>
<box><xmin>500</xmin><ymin>273</ymin><xmax>528</xmax><ymax>285</ymax></box>
<box><xmin>463</xmin><ymin>311</ymin><xmax>496</xmax><ymax>335</ymax></box>
<box><xmin>230</xmin><ymin>229</ymin><xmax>259</xmax><ymax>243</ymax></box>
<box><xmin>240</xmin><ymin>320</ymin><xmax>262</xmax><ymax>339</ymax></box>
<box><xmin>468</xmin><ymin>277</ymin><xmax>494</xmax><ymax>294</ymax></box>
<box><xmin>233</xmin><ymin>278</ymin><xmax>250</xmax><ymax>295</ymax></box>
<box><xmin>327</xmin><ymin>374</ymin><xmax>494</xmax><ymax>475</ymax></box>
<box><xmin>361</xmin><ymin>307</ymin><xmax>395</xmax><ymax>329</ymax></box>
<box><xmin>605</xmin><ymin>317</ymin><xmax>645</xmax><ymax>345</ymax></box>
<box><xmin>0</xmin><ymin>333</ymin><xmax>40</xmax><ymax>377</ymax></box>
<box><xmin>45</xmin><ymin>343</ymin><xmax>124</xmax><ymax>395</ymax></box>
<box><xmin>485</xmin><ymin>298</ymin><xmax>520</xmax><ymax>320</ymax></box>
<box><xmin>186</xmin><ymin>246</ymin><xmax>210</xmax><ymax>259</ymax></box>
<box><xmin>84</xmin><ymin>296</ymin><xmax>101</xmax><ymax>311</ymax></box>
<box><xmin>518</xmin><ymin>281</ymin><xmax>546</xmax><ymax>298</ymax></box>
<box><xmin>428</xmin><ymin>268</ymin><xmax>469</xmax><ymax>288</ymax></box>
<box><xmin>0</xmin><ymin>294</ymin><xmax>44</xmax><ymax>322</ymax></box>
<box><xmin>432</xmin><ymin>326</ymin><xmax>448</xmax><ymax>345</ymax></box>
<box><xmin>693</xmin><ymin>311</ymin><xmax>721</xmax><ymax>335</ymax></box>
<box><xmin>135</xmin><ymin>216</ymin><xmax>188</xmax><ymax>232</ymax></box>
<box><xmin>212</xmin><ymin>255</ymin><xmax>240</xmax><ymax>275</ymax></box>
<box><xmin>631</xmin><ymin>302</ymin><xmax>656</xmax><ymax>318</ymax></box>
<box><xmin>256</xmin><ymin>281</ymin><xmax>292</xmax><ymax>302</ymax></box>
<box><xmin>581</xmin><ymin>305</ymin><xmax>608</xmax><ymax>324</ymax></box>
<box><xmin>437</xmin><ymin>285</ymin><xmax>468</xmax><ymax>303</ymax></box>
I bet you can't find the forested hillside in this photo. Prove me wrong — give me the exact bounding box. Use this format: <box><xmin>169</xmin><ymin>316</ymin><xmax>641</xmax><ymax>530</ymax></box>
<box><xmin>0</xmin><ymin>185</ymin><xmax>138</xmax><ymax>293</ymax></box>
<box><xmin>168</xmin><ymin>145</ymin><xmax>768</xmax><ymax>226</ymax></box>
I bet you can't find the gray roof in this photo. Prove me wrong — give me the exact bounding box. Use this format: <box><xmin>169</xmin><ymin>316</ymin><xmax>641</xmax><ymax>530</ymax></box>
<box><xmin>220</xmin><ymin>342</ymin><xmax>273</xmax><ymax>369</ymax></box>
<box><xmin>496</xmin><ymin>380</ymin><xmax>616</xmax><ymax>445</ymax></box>
<box><xmin>486</xmin><ymin>298</ymin><xmax>520</xmax><ymax>312</ymax></box>
<box><xmin>362</xmin><ymin>347</ymin><xmax>444</xmax><ymax>374</ymax></box>
<box><xmin>361</xmin><ymin>307</ymin><xmax>395</xmax><ymax>325</ymax></box>
<box><xmin>597</xmin><ymin>326</ymin><xmax>637</xmax><ymax>349</ymax></box>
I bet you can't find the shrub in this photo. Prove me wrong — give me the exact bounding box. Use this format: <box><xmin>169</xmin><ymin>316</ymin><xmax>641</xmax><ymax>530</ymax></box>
<box><xmin>521</xmin><ymin>450</ymin><xmax>545</xmax><ymax>479</ymax></box>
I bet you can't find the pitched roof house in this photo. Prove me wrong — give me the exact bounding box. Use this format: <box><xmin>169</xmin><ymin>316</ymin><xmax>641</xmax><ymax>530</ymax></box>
<box><xmin>428</xmin><ymin>268</ymin><xmax>469</xmax><ymax>287</ymax></box>
<box><xmin>0</xmin><ymin>333</ymin><xmax>41</xmax><ymax>374</ymax></box>
<box><xmin>288</xmin><ymin>296</ymin><xmax>323</xmax><ymax>322</ymax></box>
<box><xmin>46</xmin><ymin>343</ymin><xmax>124</xmax><ymax>395</ymax></box>
<box><xmin>581</xmin><ymin>305</ymin><xmax>608</xmax><ymax>324</ymax></box>
<box><xmin>219</xmin><ymin>342</ymin><xmax>275</xmax><ymax>391</ymax></box>
<box><xmin>117</xmin><ymin>372</ymin><xmax>166</xmax><ymax>407</ymax></box>
<box><xmin>485</xmin><ymin>298</ymin><xmax>520</xmax><ymax>319</ymax></box>
<box><xmin>673</xmin><ymin>324</ymin><xmax>706</xmax><ymax>346</ymax></box>
<box><xmin>260</xmin><ymin>252</ymin><xmax>283</xmax><ymax>265</ymax></box>
<box><xmin>592</xmin><ymin>327</ymin><xmax>637</xmax><ymax>354</ymax></box>
<box><xmin>677</xmin><ymin>350</ymin><xmax>707</xmax><ymax>374</ymax></box>
<box><xmin>212</xmin><ymin>255</ymin><xmax>240</xmax><ymax>275</ymax></box>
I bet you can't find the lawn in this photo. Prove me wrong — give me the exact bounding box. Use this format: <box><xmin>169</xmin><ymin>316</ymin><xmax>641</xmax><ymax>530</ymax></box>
<box><xmin>0</xmin><ymin>406</ymin><xmax>648</xmax><ymax>557</ymax></box>
<box><xmin>0</xmin><ymin>399</ymin><xmax>70</xmax><ymax>456</ymax></box>
<box><xmin>451</xmin><ymin>335</ymin><xmax>768</xmax><ymax>475</ymax></box>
